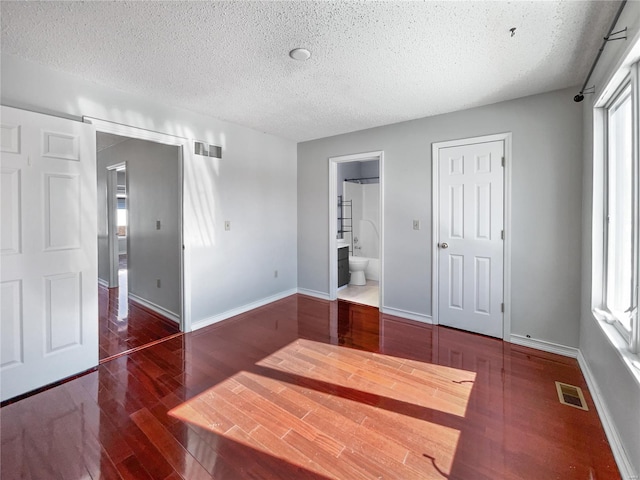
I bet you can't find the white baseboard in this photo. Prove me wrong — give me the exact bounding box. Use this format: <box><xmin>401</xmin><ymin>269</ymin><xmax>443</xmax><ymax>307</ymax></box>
<box><xmin>578</xmin><ymin>351</ymin><xmax>638</xmax><ymax>480</ymax></box>
<box><xmin>192</xmin><ymin>288</ymin><xmax>298</xmax><ymax>331</ymax></box>
<box><xmin>129</xmin><ymin>293</ymin><xmax>180</xmax><ymax>324</ymax></box>
<box><xmin>380</xmin><ymin>306</ymin><xmax>433</xmax><ymax>324</ymax></box>
<box><xmin>508</xmin><ymin>334</ymin><xmax>637</xmax><ymax>478</ymax></box>
<box><xmin>297</xmin><ymin>288</ymin><xmax>331</xmax><ymax>301</ymax></box>
<box><xmin>509</xmin><ymin>334</ymin><xmax>579</xmax><ymax>358</ymax></box>
<box><xmin>98</xmin><ymin>277</ymin><xmax>109</xmax><ymax>288</ymax></box>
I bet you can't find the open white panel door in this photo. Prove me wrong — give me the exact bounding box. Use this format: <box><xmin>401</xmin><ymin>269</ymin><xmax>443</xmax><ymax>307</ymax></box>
<box><xmin>1</xmin><ymin>106</ymin><xmax>98</xmax><ymax>402</ymax></box>
<box><xmin>437</xmin><ymin>140</ymin><xmax>504</xmax><ymax>338</ymax></box>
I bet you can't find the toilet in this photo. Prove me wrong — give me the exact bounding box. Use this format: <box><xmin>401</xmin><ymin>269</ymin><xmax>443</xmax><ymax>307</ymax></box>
<box><xmin>348</xmin><ymin>256</ymin><xmax>369</xmax><ymax>286</ymax></box>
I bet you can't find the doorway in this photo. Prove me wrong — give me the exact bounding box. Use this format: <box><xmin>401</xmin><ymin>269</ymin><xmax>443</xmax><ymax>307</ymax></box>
<box><xmin>96</xmin><ymin>131</ymin><xmax>182</xmax><ymax>361</ymax></box>
<box><xmin>329</xmin><ymin>151</ymin><xmax>384</xmax><ymax>308</ymax></box>
<box><xmin>432</xmin><ymin>133</ymin><xmax>512</xmax><ymax>339</ymax></box>
<box><xmin>106</xmin><ymin>162</ymin><xmax>127</xmax><ymax>289</ymax></box>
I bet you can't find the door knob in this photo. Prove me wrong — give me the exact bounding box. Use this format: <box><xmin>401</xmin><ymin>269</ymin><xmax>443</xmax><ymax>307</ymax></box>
<box><xmin>440</xmin><ymin>242</ymin><xmax>449</xmax><ymax>249</ymax></box>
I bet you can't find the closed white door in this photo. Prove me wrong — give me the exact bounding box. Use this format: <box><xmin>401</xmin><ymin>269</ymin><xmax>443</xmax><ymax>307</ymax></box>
<box><xmin>1</xmin><ymin>106</ymin><xmax>98</xmax><ymax>402</ymax></box>
<box><xmin>437</xmin><ymin>140</ymin><xmax>504</xmax><ymax>338</ymax></box>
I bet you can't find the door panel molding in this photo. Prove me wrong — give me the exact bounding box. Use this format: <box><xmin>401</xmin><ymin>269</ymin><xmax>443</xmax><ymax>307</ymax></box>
<box><xmin>432</xmin><ymin>133</ymin><xmax>512</xmax><ymax>340</ymax></box>
<box><xmin>1</xmin><ymin>167</ymin><xmax>22</xmax><ymax>255</ymax></box>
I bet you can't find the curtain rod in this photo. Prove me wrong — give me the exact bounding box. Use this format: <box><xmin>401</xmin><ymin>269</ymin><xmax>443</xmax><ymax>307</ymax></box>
<box><xmin>574</xmin><ymin>0</ymin><xmax>627</xmax><ymax>102</ymax></box>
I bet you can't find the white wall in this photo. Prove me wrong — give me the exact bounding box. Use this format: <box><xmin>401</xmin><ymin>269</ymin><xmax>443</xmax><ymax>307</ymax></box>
<box><xmin>579</xmin><ymin>2</ymin><xmax>640</xmax><ymax>476</ymax></box>
<box><xmin>2</xmin><ymin>53</ymin><xmax>298</xmax><ymax>329</ymax></box>
<box><xmin>98</xmin><ymin>138</ymin><xmax>181</xmax><ymax>317</ymax></box>
<box><xmin>298</xmin><ymin>87</ymin><xmax>583</xmax><ymax>347</ymax></box>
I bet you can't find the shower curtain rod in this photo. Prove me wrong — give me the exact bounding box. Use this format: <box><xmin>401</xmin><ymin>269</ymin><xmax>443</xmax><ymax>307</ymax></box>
<box><xmin>345</xmin><ymin>176</ymin><xmax>379</xmax><ymax>182</ymax></box>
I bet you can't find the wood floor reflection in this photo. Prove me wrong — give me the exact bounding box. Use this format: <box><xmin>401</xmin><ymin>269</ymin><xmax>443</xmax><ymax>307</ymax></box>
<box><xmin>99</xmin><ymin>269</ymin><xmax>180</xmax><ymax>361</ymax></box>
<box><xmin>1</xmin><ymin>295</ymin><xmax>620</xmax><ymax>479</ymax></box>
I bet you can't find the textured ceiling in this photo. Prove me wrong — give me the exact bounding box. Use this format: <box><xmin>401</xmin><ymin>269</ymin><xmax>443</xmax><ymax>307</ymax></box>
<box><xmin>1</xmin><ymin>1</ymin><xmax>621</xmax><ymax>142</ymax></box>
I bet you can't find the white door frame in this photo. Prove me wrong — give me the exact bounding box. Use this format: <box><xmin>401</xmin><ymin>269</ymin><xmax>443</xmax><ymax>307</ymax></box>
<box><xmin>329</xmin><ymin>151</ymin><xmax>384</xmax><ymax>305</ymax></box>
<box><xmin>431</xmin><ymin>133</ymin><xmax>512</xmax><ymax>340</ymax></box>
<box><xmin>106</xmin><ymin>162</ymin><xmax>126</xmax><ymax>288</ymax></box>
<box><xmin>86</xmin><ymin>117</ymin><xmax>191</xmax><ymax>333</ymax></box>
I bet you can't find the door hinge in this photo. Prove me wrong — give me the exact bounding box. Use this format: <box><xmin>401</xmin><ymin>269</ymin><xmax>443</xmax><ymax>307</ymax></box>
<box><xmin>501</xmin><ymin>156</ymin><xmax>505</xmax><ymax>167</ymax></box>
<box><xmin>501</xmin><ymin>230</ymin><xmax>504</xmax><ymax>240</ymax></box>
<box><xmin>501</xmin><ymin>303</ymin><xmax>504</xmax><ymax>313</ymax></box>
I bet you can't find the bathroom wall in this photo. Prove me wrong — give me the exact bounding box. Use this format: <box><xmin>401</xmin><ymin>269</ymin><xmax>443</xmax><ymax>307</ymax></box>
<box><xmin>343</xmin><ymin>181</ymin><xmax>379</xmax><ymax>260</ymax></box>
<box><xmin>337</xmin><ymin>162</ymin><xmax>362</xmax><ymax>198</ymax></box>
<box><xmin>360</xmin><ymin>183</ymin><xmax>379</xmax><ymax>259</ymax></box>
<box><xmin>337</xmin><ymin>160</ymin><xmax>380</xmax><ymax>246</ymax></box>
<box><xmin>360</xmin><ymin>160</ymin><xmax>379</xmax><ymax>179</ymax></box>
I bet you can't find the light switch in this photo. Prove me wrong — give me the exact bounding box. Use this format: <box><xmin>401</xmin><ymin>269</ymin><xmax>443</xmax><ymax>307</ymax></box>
<box><xmin>413</xmin><ymin>220</ymin><xmax>420</xmax><ymax>230</ymax></box>
<box><xmin>224</xmin><ymin>220</ymin><xmax>231</xmax><ymax>231</ymax></box>
<box><xmin>156</xmin><ymin>220</ymin><xmax>161</xmax><ymax>230</ymax></box>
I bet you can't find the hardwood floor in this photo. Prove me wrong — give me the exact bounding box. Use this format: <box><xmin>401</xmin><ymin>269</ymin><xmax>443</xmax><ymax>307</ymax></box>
<box><xmin>1</xmin><ymin>295</ymin><xmax>620</xmax><ymax>479</ymax></box>
<box><xmin>99</xmin><ymin>271</ymin><xmax>180</xmax><ymax>361</ymax></box>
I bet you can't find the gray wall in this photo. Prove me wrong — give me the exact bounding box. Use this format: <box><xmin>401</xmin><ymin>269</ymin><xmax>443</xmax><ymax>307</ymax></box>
<box><xmin>2</xmin><ymin>53</ymin><xmax>298</xmax><ymax>330</ymax></box>
<box><xmin>298</xmin><ymin>87</ymin><xmax>583</xmax><ymax>347</ymax></box>
<box><xmin>98</xmin><ymin>138</ymin><xmax>181</xmax><ymax>317</ymax></box>
<box><xmin>337</xmin><ymin>162</ymin><xmax>361</xmax><ymax>198</ymax></box>
<box><xmin>579</xmin><ymin>2</ymin><xmax>640</xmax><ymax>475</ymax></box>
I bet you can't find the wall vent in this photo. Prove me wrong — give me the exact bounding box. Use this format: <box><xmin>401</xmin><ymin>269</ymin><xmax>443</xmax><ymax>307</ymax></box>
<box><xmin>555</xmin><ymin>381</ymin><xmax>588</xmax><ymax>410</ymax></box>
<box><xmin>194</xmin><ymin>141</ymin><xmax>222</xmax><ymax>159</ymax></box>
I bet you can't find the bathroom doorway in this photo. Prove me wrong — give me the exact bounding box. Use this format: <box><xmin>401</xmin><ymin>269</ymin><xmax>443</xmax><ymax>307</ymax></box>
<box><xmin>329</xmin><ymin>151</ymin><xmax>384</xmax><ymax>308</ymax></box>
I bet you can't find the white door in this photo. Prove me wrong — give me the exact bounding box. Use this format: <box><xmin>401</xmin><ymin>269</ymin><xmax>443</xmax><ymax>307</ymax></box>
<box><xmin>437</xmin><ymin>140</ymin><xmax>504</xmax><ymax>338</ymax></box>
<box><xmin>1</xmin><ymin>106</ymin><xmax>98</xmax><ymax>402</ymax></box>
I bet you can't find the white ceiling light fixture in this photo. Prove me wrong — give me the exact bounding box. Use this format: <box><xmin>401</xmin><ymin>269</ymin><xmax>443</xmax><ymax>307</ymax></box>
<box><xmin>289</xmin><ymin>48</ymin><xmax>311</xmax><ymax>61</ymax></box>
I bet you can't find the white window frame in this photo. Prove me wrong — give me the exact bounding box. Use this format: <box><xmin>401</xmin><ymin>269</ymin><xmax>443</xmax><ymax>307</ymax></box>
<box><xmin>603</xmin><ymin>78</ymin><xmax>637</xmax><ymax>344</ymax></box>
<box><xmin>594</xmin><ymin>58</ymin><xmax>640</xmax><ymax>355</ymax></box>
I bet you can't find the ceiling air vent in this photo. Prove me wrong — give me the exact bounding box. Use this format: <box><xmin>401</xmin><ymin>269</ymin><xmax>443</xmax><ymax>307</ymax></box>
<box><xmin>555</xmin><ymin>381</ymin><xmax>588</xmax><ymax>410</ymax></box>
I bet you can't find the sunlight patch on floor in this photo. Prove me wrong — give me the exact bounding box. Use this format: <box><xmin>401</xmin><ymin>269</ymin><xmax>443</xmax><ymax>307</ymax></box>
<box><xmin>169</xmin><ymin>338</ymin><xmax>474</xmax><ymax>478</ymax></box>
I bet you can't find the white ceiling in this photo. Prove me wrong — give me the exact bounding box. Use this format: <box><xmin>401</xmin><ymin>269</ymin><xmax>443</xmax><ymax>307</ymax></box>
<box><xmin>1</xmin><ymin>1</ymin><xmax>621</xmax><ymax>142</ymax></box>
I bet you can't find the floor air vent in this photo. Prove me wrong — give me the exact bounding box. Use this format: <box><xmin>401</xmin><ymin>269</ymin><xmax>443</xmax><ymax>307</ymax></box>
<box><xmin>555</xmin><ymin>381</ymin><xmax>588</xmax><ymax>410</ymax></box>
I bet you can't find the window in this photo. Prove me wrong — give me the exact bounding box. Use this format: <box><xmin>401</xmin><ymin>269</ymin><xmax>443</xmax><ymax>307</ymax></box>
<box><xmin>599</xmin><ymin>61</ymin><xmax>639</xmax><ymax>352</ymax></box>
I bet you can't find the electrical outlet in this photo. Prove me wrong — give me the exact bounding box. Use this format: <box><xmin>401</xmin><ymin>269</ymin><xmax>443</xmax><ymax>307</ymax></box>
<box><xmin>224</xmin><ymin>220</ymin><xmax>231</xmax><ymax>231</ymax></box>
<box><xmin>413</xmin><ymin>220</ymin><xmax>420</xmax><ymax>230</ymax></box>
<box><xmin>156</xmin><ymin>279</ymin><xmax>161</xmax><ymax>288</ymax></box>
<box><xmin>156</xmin><ymin>220</ymin><xmax>161</xmax><ymax>230</ymax></box>
<box><xmin>274</xmin><ymin>270</ymin><xmax>278</xmax><ymax>278</ymax></box>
